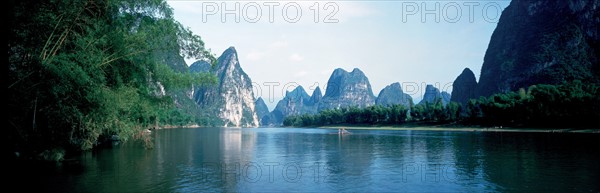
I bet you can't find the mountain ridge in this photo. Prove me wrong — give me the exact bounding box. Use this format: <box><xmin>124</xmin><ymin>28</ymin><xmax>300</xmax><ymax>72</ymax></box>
<box><xmin>192</xmin><ymin>46</ymin><xmax>259</xmax><ymax>127</ymax></box>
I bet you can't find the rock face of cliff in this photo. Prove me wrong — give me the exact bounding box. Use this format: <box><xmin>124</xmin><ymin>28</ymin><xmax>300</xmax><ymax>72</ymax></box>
<box><xmin>193</xmin><ymin>47</ymin><xmax>259</xmax><ymax>127</ymax></box>
<box><xmin>451</xmin><ymin>68</ymin><xmax>478</xmax><ymax>105</ymax></box>
<box><xmin>476</xmin><ymin>0</ymin><xmax>599</xmax><ymax>97</ymax></box>
<box><xmin>319</xmin><ymin>68</ymin><xmax>376</xmax><ymax>110</ymax></box>
<box><xmin>419</xmin><ymin>85</ymin><xmax>451</xmax><ymax>106</ymax></box>
<box><xmin>309</xmin><ymin>86</ymin><xmax>323</xmax><ymax>105</ymax></box>
<box><xmin>189</xmin><ymin>60</ymin><xmax>211</xmax><ymax>73</ymax></box>
<box><xmin>254</xmin><ymin>97</ymin><xmax>270</xmax><ymax>124</ymax></box>
<box><xmin>375</xmin><ymin>82</ymin><xmax>413</xmax><ymax>107</ymax></box>
<box><xmin>262</xmin><ymin>68</ymin><xmax>378</xmax><ymax>126</ymax></box>
<box><xmin>264</xmin><ymin>86</ymin><xmax>320</xmax><ymax>125</ymax></box>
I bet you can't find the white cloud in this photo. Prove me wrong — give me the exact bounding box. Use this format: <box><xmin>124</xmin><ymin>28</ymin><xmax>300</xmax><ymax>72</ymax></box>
<box><xmin>320</xmin><ymin>69</ymin><xmax>332</xmax><ymax>75</ymax></box>
<box><xmin>269</xmin><ymin>40</ymin><xmax>288</xmax><ymax>48</ymax></box>
<box><xmin>294</xmin><ymin>70</ymin><xmax>308</xmax><ymax>77</ymax></box>
<box><xmin>289</xmin><ymin>53</ymin><xmax>304</xmax><ymax>61</ymax></box>
<box><xmin>246</xmin><ymin>51</ymin><xmax>264</xmax><ymax>61</ymax></box>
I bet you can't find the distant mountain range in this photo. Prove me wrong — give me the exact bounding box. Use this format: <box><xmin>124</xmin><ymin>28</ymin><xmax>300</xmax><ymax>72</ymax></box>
<box><xmin>186</xmin><ymin>51</ymin><xmax>448</xmax><ymax>126</ymax></box>
<box><xmin>165</xmin><ymin>0</ymin><xmax>598</xmax><ymax>127</ymax></box>
<box><xmin>168</xmin><ymin>46</ymin><xmax>437</xmax><ymax>127</ymax></box>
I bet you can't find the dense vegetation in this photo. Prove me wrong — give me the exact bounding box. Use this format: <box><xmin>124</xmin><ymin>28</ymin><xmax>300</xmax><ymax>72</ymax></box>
<box><xmin>467</xmin><ymin>81</ymin><xmax>599</xmax><ymax>128</ymax></box>
<box><xmin>8</xmin><ymin>0</ymin><xmax>215</xmax><ymax>160</ymax></box>
<box><xmin>283</xmin><ymin>101</ymin><xmax>459</xmax><ymax>127</ymax></box>
<box><xmin>284</xmin><ymin>81</ymin><xmax>599</xmax><ymax>128</ymax></box>
<box><xmin>283</xmin><ymin>105</ymin><xmax>410</xmax><ymax>127</ymax></box>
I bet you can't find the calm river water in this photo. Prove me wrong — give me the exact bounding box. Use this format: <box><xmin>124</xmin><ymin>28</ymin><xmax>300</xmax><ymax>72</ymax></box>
<box><xmin>18</xmin><ymin>127</ymin><xmax>600</xmax><ymax>192</ymax></box>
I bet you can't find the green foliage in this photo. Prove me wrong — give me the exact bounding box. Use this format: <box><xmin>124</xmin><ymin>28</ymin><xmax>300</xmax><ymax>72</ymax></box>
<box><xmin>284</xmin><ymin>99</ymin><xmax>465</xmax><ymax>127</ymax></box>
<box><xmin>284</xmin><ymin>81</ymin><xmax>599</xmax><ymax>128</ymax></box>
<box><xmin>410</xmin><ymin>98</ymin><xmax>448</xmax><ymax>122</ymax></box>
<box><xmin>283</xmin><ymin>105</ymin><xmax>410</xmax><ymax>127</ymax></box>
<box><xmin>534</xmin><ymin>24</ymin><xmax>595</xmax><ymax>84</ymax></box>
<box><xmin>466</xmin><ymin>81</ymin><xmax>600</xmax><ymax>127</ymax></box>
<box><xmin>8</xmin><ymin>0</ymin><xmax>215</xmax><ymax>157</ymax></box>
<box><xmin>155</xmin><ymin>63</ymin><xmax>216</xmax><ymax>91</ymax></box>
<box><xmin>444</xmin><ymin>102</ymin><xmax>462</xmax><ymax>121</ymax></box>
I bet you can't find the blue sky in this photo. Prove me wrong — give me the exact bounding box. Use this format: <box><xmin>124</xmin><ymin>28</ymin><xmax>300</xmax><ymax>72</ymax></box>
<box><xmin>167</xmin><ymin>0</ymin><xmax>511</xmax><ymax>110</ymax></box>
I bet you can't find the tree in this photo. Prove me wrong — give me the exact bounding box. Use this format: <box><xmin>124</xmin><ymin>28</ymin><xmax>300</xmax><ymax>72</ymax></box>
<box><xmin>462</xmin><ymin>81</ymin><xmax>600</xmax><ymax>128</ymax></box>
<box><xmin>389</xmin><ymin>104</ymin><xmax>408</xmax><ymax>124</ymax></box>
<box><xmin>444</xmin><ymin>102</ymin><xmax>461</xmax><ymax>121</ymax></box>
<box><xmin>8</xmin><ymin>0</ymin><xmax>216</xmax><ymax>158</ymax></box>
<box><xmin>411</xmin><ymin>104</ymin><xmax>426</xmax><ymax>121</ymax></box>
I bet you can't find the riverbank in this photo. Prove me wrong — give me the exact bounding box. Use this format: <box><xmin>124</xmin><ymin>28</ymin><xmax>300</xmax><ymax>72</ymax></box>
<box><xmin>155</xmin><ymin>123</ymin><xmax>599</xmax><ymax>133</ymax></box>
<box><xmin>157</xmin><ymin>124</ymin><xmax>202</xmax><ymax>129</ymax></box>
<box><xmin>319</xmin><ymin>125</ymin><xmax>600</xmax><ymax>133</ymax></box>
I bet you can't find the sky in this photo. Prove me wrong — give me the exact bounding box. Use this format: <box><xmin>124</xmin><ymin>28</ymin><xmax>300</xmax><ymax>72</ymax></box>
<box><xmin>167</xmin><ymin>0</ymin><xmax>511</xmax><ymax>111</ymax></box>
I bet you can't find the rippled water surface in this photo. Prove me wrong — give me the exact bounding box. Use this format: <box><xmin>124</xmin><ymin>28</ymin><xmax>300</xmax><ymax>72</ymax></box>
<box><xmin>22</xmin><ymin>128</ymin><xmax>600</xmax><ymax>192</ymax></box>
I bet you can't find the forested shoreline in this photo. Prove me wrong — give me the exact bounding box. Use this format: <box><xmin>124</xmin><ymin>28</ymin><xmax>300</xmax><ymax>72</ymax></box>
<box><xmin>284</xmin><ymin>81</ymin><xmax>600</xmax><ymax>128</ymax></box>
<box><xmin>8</xmin><ymin>0</ymin><xmax>216</xmax><ymax>160</ymax></box>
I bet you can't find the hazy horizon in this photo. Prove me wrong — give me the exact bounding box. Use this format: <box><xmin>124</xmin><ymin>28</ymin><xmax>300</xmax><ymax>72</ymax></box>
<box><xmin>167</xmin><ymin>0</ymin><xmax>511</xmax><ymax>110</ymax></box>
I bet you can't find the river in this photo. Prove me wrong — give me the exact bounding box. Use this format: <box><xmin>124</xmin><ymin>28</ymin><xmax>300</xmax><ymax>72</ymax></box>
<box><xmin>18</xmin><ymin>127</ymin><xmax>600</xmax><ymax>192</ymax></box>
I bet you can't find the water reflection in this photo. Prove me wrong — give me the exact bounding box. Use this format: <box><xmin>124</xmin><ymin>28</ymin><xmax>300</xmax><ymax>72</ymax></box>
<box><xmin>22</xmin><ymin>128</ymin><xmax>600</xmax><ymax>192</ymax></box>
<box><xmin>477</xmin><ymin>132</ymin><xmax>600</xmax><ymax>192</ymax></box>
